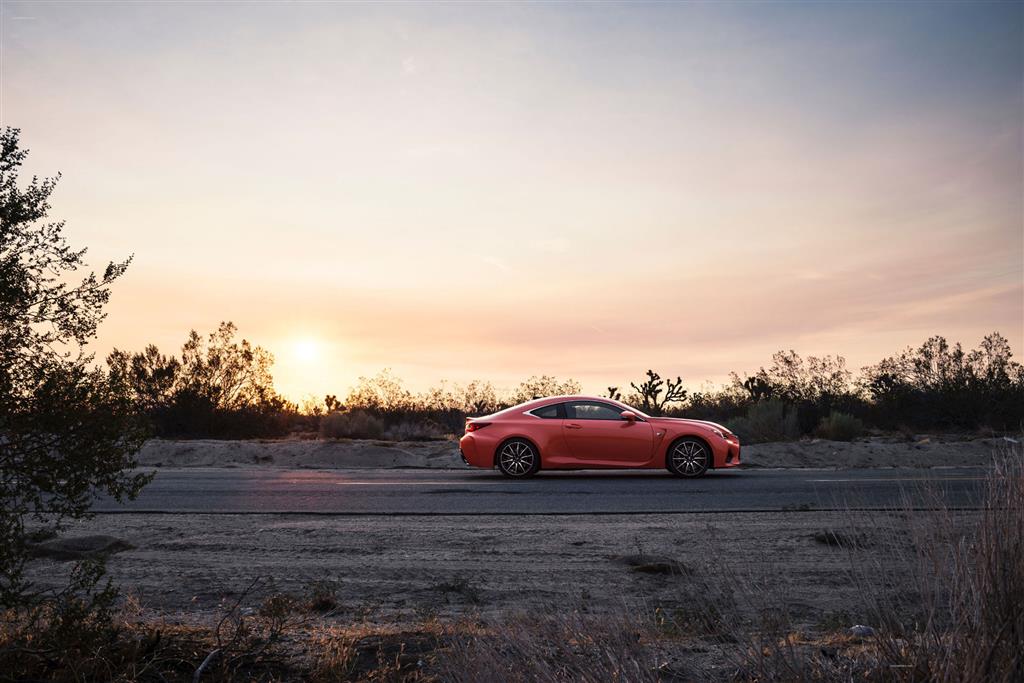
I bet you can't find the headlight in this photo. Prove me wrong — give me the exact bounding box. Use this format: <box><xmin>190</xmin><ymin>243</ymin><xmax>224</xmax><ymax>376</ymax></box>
<box><xmin>710</xmin><ymin>427</ymin><xmax>724</xmax><ymax>438</ymax></box>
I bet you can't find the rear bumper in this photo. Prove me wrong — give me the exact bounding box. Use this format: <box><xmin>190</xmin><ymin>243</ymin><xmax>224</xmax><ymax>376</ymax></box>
<box><xmin>458</xmin><ymin>434</ymin><xmax>491</xmax><ymax>468</ymax></box>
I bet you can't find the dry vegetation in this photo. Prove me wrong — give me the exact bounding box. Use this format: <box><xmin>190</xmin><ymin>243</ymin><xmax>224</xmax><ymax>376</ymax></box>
<box><xmin>108</xmin><ymin>328</ymin><xmax>1024</xmax><ymax>442</ymax></box>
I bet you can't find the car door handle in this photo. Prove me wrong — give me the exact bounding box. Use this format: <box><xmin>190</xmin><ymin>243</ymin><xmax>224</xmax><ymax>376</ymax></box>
<box><xmin>565</xmin><ymin>423</ymin><xmax>582</xmax><ymax>429</ymax></box>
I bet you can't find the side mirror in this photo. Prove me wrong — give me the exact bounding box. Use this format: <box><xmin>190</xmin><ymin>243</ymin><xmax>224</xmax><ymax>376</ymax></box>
<box><xmin>620</xmin><ymin>410</ymin><xmax>637</xmax><ymax>422</ymax></box>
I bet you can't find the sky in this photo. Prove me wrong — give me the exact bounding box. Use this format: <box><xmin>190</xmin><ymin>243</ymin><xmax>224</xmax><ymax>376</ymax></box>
<box><xmin>2</xmin><ymin>1</ymin><xmax>1022</xmax><ymax>402</ymax></box>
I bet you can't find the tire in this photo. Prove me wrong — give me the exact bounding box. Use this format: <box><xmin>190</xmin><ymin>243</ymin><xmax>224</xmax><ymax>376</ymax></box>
<box><xmin>667</xmin><ymin>437</ymin><xmax>710</xmax><ymax>478</ymax></box>
<box><xmin>496</xmin><ymin>438</ymin><xmax>540</xmax><ymax>478</ymax></box>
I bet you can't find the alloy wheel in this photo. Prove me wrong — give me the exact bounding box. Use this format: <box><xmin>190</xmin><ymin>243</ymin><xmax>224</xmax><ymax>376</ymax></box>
<box><xmin>670</xmin><ymin>439</ymin><xmax>709</xmax><ymax>477</ymax></box>
<box><xmin>498</xmin><ymin>440</ymin><xmax>537</xmax><ymax>477</ymax></box>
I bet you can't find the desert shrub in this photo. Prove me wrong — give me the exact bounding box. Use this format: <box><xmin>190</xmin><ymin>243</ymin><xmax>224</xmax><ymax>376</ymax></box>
<box><xmin>153</xmin><ymin>392</ymin><xmax>295</xmax><ymax>439</ymax></box>
<box><xmin>680</xmin><ymin>384</ymin><xmax>748</xmax><ymax>421</ymax></box>
<box><xmin>815</xmin><ymin>411</ymin><xmax>864</xmax><ymax>441</ymax></box>
<box><xmin>726</xmin><ymin>399</ymin><xmax>800</xmax><ymax>443</ymax></box>
<box><xmin>113</xmin><ymin>329</ymin><xmax>1024</xmax><ymax>439</ymax></box>
<box><xmin>0</xmin><ymin>577</ymin><xmax>316</xmax><ymax>682</ymax></box>
<box><xmin>0</xmin><ymin>562</ymin><xmax>123</xmax><ymax>678</ymax></box>
<box><xmin>729</xmin><ymin>351</ymin><xmax>855</xmax><ymax>408</ymax></box>
<box><xmin>319</xmin><ymin>410</ymin><xmax>385</xmax><ymax>439</ymax></box>
<box><xmin>344</xmin><ymin>369</ymin><xmax>414</xmax><ymax>412</ymax></box>
<box><xmin>383</xmin><ymin>419</ymin><xmax>448</xmax><ymax>442</ymax></box>
<box><xmin>508</xmin><ymin>375</ymin><xmax>582</xmax><ymax>404</ymax></box>
<box><xmin>419</xmin><ymin>379</ymin><xmax>501</xmax><ymax>416</ymax></box>
<box><xmin>109</xmin><ymin>322</ymin><xmax>296</xmax><ymax>439</ymax></box>
<box><xmin>861</xmin><ymin>332</ymin><xmax>1024</xmax><ymax>430</ymax></box>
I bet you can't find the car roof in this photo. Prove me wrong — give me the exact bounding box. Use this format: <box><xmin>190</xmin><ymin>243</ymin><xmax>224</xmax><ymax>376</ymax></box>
<box><xmin>514</xmin><ymin>395</ymin><xmax>647</xmax><ymax>414</ymax></box>
<box><xmin>473</xmin><ymin>395</ymin><xmax>649</xmax><ymax>420</ymax></box>
<box><xmin>522</xmin><ymin>394</ymin><xmax>609</xmax><ymax>406</ymax></box>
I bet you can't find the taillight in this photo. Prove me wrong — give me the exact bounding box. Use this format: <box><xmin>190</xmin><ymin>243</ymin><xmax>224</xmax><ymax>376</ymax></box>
<box><xmin>465</xmin><ymin>422</ymin><xmax>490</xmax><ymax>433</ymax></box>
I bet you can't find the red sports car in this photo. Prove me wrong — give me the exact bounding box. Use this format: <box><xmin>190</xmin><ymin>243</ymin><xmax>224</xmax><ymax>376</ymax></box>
<box><xmin>458</xmin><ymin>395</ymin><xmax>740</xmax><ymax>478</ymax></box>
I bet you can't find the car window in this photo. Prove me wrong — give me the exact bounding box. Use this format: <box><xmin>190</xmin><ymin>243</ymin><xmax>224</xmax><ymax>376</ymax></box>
<box><xmin>567</xmin><ymin>401</ymin><xmax>625</xmax><ymax>421</ymax></box>
<box><xmin>532</xmin><ymin>403</ymin><xmax>563</xmax><ymax>419</ymax></box>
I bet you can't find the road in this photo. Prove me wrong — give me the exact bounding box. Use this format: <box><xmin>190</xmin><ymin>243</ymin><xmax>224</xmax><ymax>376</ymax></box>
<box><xmin>93</xmin><ymin>467</ymin><xmax>988</xmax><ymax>514</ymax></box>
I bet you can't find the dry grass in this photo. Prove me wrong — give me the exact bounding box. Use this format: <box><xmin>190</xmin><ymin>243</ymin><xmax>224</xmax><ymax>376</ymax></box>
<box><xmin>703</xmin><ymin>445</ymin><xmax>1024</xmax><ymax>682</ymax></box>
<box><xmin>435</xmin><ymin>612</ymin><xmax>661</xmax><ymax>683</ymax></box>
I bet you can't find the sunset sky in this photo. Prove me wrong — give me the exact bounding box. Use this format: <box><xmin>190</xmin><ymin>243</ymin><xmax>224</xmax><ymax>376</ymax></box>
<box><xmin>2</xmin><ymin>1</ymin><xmax>1021</xmax><ymax>402</ymax></box>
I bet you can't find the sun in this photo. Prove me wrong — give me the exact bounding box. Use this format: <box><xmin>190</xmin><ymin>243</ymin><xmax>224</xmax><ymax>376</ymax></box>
<box><xmin>290</xmin><ymin>338</ymin><xmax>320</xmax><ymax>364</ymax></box>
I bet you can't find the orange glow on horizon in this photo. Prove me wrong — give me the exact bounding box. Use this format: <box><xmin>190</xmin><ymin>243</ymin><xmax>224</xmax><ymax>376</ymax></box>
<box><xmin>3</xmin><ymin>2</ymin><xmax>1020</xmax><ymax>401</ymax></box>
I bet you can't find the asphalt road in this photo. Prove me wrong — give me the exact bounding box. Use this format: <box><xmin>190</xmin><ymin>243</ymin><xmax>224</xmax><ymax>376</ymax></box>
<box><xmin>92</xmin><ymin>467</ymin><xmax>988</xmax><ymax>515</ymax></box>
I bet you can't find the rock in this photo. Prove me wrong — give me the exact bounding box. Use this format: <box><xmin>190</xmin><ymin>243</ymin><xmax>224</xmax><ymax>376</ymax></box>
<box><xmin>849</xmin><ymin>624</ymin><xmax>875</xmax><ymax>637</ymax></box>
<box><xmin>612</xmin><ymin>554</ymin><xmax>689</xmax><ymax>575</ymax></box>
<box><xmin>813</xmin><ymin>530</ymin><xmax>866</xmax><ymax>548</ymax></box>
<box><xmin>29</xmin><ymin>535</ymin><xmax>135</xmax><ymax>561</ymax></box>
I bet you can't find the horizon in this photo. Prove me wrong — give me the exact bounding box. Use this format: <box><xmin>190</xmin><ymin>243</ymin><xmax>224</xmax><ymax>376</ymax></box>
<box><xmin>3</xmin><ymin>1</ymin><xmax>1021</xmax><ymax>402</ymax></box>
<box><xmin>98</xmin><ymin>321</ymin><xmax>1024</xmax><ymax>405</ymax></box>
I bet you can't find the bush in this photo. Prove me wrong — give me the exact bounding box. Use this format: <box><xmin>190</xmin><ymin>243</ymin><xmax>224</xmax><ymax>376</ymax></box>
<box><xmin>861</xmin><ymin>332</ymin><xmax>1024</xmax><ymax>430</ymax></box>
<box><xmin>109</xmin><ymin>322</ymin><xmax>296</xmax><ymax>439</ymax></box>
<box><xmin>382</xmin><ymin>420</ymin><xmax>448</xmax><ymax>442</ymax></box>
<box><xmin>815</xmin><ymin>411</ymin><xmax>864</xmax><ymax>441</ymax></box>
<box><xmin>727</xmin><ymin>399</ymin><xmax>800</xmax><ymax>443</ymax></box>
<box><xmin>318</xmin><ymin>410</ymin><xmax>384</xmax><ymax>439</ymax></box>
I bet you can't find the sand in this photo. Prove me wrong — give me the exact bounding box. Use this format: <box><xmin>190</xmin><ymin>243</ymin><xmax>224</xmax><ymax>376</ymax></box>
<box><xmin>26</xmin><ymin>509</ymin><xmax>928</xmax><ymax>626</ymax></box>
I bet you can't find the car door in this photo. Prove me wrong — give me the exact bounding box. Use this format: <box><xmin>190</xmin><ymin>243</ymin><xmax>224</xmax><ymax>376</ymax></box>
<box><xmin>524</xmin><ymin>401</ymin><xmax>574</xmax><ymax>467</ymax></box>
<box><xmin>562</xmin><ymin>400</ymin><xmax>654</xmax><ymax>466</ymax></box>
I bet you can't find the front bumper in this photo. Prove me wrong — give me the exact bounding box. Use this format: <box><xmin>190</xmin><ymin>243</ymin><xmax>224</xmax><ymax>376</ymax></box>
<box><xmin>718</xmin><ymin>437</ymin><xmax>741</xmax><ymax>468</ymax></box>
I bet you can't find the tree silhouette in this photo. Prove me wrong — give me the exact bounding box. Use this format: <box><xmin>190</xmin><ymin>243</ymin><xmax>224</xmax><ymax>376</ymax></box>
<box><xmin>0</xmin><ymin>127</ymin><xmax>150</xmax><ymax>607</ymax></box>
<box><xmin>629</xmin><ymin>370</ymin><xmax>688</xmax><ymax>415</ymax></box>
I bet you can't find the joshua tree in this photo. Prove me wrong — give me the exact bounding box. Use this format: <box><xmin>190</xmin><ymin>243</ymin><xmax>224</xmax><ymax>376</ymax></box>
<box><xmin>629</xmin><ymin>370</ymin><xmax>688</xmax><ymax>415</ymax></box>
<box><xmin>742</xmin><ymin>375</ymin><xmax>774</xmax><ymax>402</ymax></box>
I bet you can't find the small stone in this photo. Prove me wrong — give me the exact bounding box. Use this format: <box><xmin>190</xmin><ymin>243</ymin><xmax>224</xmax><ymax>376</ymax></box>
<box><xmin>849</xmin><ymin>624</ymin><xmax>875</xmax><ymax>637</ymax></box>
<box><xmin>612</xmin><ymin>554</ymin><xmax>689</xmax><ymax>575</ymax></box>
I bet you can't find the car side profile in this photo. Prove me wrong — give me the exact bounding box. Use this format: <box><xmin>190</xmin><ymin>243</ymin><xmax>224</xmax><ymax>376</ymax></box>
<box><xmin>458</xmin><ymin>395</ymin><xmax>740</xmax><ymax>478</ymax></box>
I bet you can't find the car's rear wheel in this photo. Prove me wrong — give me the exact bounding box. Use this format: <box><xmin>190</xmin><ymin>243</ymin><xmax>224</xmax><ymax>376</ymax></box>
<box><xmin>668</xmin><ymin>437</ymin><xmax>710</xmax><ymax>478</ymax></box>
<box><xmin>497</xmin><ymin>439</ymin><xmax>540</xmax><ymax>478</ymax></box>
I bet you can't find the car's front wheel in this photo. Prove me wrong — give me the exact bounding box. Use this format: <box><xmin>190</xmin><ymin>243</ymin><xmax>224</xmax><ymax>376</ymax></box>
<box><xmin>668</xmin><ymin>437</ymin><xmax>710</xmax><ymax>478</ymax></box>
<box><xmin>497</xmin><ymin>439</ymin><xmax>540</xmax><ymax>478</ymax></box>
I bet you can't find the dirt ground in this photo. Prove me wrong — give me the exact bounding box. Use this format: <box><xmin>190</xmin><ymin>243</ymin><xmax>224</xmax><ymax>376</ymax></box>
<box><xmin>134</xmin><ymin>435</ymin><xmax>1014</xmax><ymax>470</ymax></box>
<box><xmin>27</xmin><ymin>509</ymin><xmax>931</xmax><ymax>631</ymax></box>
